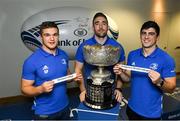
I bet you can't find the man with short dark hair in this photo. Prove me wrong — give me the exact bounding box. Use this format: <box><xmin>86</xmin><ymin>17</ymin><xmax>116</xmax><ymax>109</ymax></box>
<box><xmin>21</xmin><ymin>21</ymin><xmax>81</xmax><ymax>120</ymax></box>
<box><xmin>114</xmin><ymin>21</ymin><xmax>176</xmax><ymax>120</ymax></box>
<box><xmin>75</xmin><ymin>12</ymin><xmax>126</xmax><ymax>102</ymax></box>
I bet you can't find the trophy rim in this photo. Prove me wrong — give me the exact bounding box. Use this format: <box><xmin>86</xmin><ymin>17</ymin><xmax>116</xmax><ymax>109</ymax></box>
<box><xmin>83</xmin><ymin>44</ymin><xmax>120</xmax><ymax>66</ymax></box>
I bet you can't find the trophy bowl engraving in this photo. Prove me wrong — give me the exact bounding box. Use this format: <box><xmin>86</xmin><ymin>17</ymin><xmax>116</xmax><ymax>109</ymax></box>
<box><xmin>83</xmin><ymin>45</ymin><xmax>120</xmax><ymax>66</ymax></box>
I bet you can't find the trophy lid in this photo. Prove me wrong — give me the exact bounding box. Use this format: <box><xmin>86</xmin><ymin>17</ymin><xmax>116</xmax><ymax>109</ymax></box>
<box><xmin>83</xmin><ymin>45</ymin><xmax>120</xmax><ymax>66</ymax></box>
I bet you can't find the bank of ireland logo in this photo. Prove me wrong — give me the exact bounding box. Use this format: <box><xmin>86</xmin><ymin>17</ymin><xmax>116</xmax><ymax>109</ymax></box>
<box><xmin>74</xmin><ymin>28</ymin><xmax>87</xmax><ymax>37</ymax></box>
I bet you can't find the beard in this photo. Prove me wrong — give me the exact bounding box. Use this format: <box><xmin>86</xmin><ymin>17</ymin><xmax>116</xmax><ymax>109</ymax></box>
<box><xmin>95</xmin><ymin>32</ymin><xmax>107</xmax><ymax>38</ymax></box>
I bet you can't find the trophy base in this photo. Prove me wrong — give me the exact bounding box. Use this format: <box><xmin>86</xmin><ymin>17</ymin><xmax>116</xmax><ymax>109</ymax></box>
<box><xmin>85</xmin><ymin>79</ymin><xmax>116</xmax><ymax>110</ymax></box>
<box><xmin>84</xmin><ymin>98</ymin><xmax>117</xmax><ymax>110</ymax></box>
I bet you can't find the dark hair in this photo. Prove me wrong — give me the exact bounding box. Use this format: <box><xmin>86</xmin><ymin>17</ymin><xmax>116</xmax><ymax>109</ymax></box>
<box><xmin>140</xmin><ymin>21</ymin><xmax>160</xmax><ymax>36</ymax></box>
<box><xmin>40</xmin><ymin>21</ymin><xmax>59</xmax><ymax>35</ymax></box>
<box><xmin>92</xmin><ymin>12</ymin><xmax>108</xmax><ymax>25</ymax></box>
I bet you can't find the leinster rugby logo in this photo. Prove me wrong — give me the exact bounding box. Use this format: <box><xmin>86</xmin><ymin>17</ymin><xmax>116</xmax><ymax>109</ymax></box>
<box><xmin>149</xmin><ymin>63</ymin><xmax>158</xmax><ymax>70</ymax></box>
<box><xmin>20</xmin><ymin>7</ymin><xmax>119</xmax><ymax>60</ymax></box>
<box><xmin>43</xmin><ymin>65</ymin><xmax>49</xmax><ymax>74</ymax></box>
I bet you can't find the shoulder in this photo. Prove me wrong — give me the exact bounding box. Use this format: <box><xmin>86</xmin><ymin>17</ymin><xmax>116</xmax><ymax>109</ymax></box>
<box><xmin>77</xmin><ymin>37</ymin><xmax>94</xmax><ymax>51</ymax></box>
<box><xmin>58</xmin><ymin>48</ymin><xmax>68</xmax><ymax>55</ymax></box>
<box><xmin>80</xmin><ymin>38</ymin><xmax>94</xmax><ymax>46</ymax></box>
<box><xmin>108</xmin><ymin>38</ymin><xmax>120</xmax><ymax>45</ymax></box>
<box><xmin>129</xmin><ymin>48</ymin><xmax>141</xmax><ymax>55</ymax></box>
<box><xmin>107</xmin><ymin>38</ymin><xmax>125</xmax><ymax>49</ymax></box>
<box><xmin>57</xmin><ymin>48</ymin><xmax>69</xmax><ymax>59</ymax></box>
<box><xmin>157</xmin><ymin>48</ymin><xmax>175</xmax><ymax>62</ymax></box>
<box><xmin>24</xmin><ymin>49</ymin><xmax>41</xmax><ymax>64</ymax></box>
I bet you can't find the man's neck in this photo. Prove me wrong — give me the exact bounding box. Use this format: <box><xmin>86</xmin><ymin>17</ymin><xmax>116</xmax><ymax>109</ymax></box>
<box><xmin>42</xmin><ymin>46</ymin><xmax>56</xmax><ymax>56</ymax></box>
<box><xmin>143</xmin><ymin>45</ymin><xmax>157</xmax><ymax>57</ymax></box>
<box><xmin>95</xmin><ymin>36</ymin><xmax>107</xmax><ymax>45</ymax></box>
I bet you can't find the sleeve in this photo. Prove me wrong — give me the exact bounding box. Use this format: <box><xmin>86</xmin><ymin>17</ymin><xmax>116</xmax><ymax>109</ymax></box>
<box><xmin>119</xmin><ymin>44</ymin><xmax>126</xmax><ymax>62</ymax></box>
<box><xmin>21</xmin><ymin>59</ymin><xmax>36</xmax><ymax>80</ymax></box>
<box><xmin>127</xmin><ymin>51</ymin><xmax>133</xmax><ymax>65</ymax></box>
<box><xmin>162</xmin><ymin>56</ymin><xmax>176</xmax><ymax>78</ymax></box>
<box><xmin>75</xmin><ymin>43</ymin><xmax>85</xmax><ymax>63</ymax></box>
<box><xmin>64</xmin><ymin>52</ymin><xmax>69</xmax><ymax>68</ymax></box>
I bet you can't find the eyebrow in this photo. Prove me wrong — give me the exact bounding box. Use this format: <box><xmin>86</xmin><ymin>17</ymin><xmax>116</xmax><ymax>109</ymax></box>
<box><xmin>94</xmin><ymin>20</ymin><xmax>107</xmax><ymax>24</ymax></box>
<box><xmin>141</xmin><ymin>31</ymin><xmax>156</xmax><ymax>34</ymax></box>
<box><xmin>43</xmin><ymin>33</ymin><xmax>59</xmax><ymax>36</ymax></box>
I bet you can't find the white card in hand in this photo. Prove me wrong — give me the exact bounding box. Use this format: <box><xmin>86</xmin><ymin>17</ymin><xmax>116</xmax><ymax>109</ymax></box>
<box><xmin>53</xmin><ymin>73</ymin><xmax>77</xmax><ymax>84</ymax></box>
<box><xmin>120</xmin><ymin>65</ymin><xmax>150</xmax><ymax>73</ymax></box>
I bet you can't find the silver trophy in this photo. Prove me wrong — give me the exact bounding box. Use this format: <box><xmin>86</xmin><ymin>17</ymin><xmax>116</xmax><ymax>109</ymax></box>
<box><xmin>83</xmin><ymin>45</ymin><xmax>120</xmax><ymax>109</ymax></box>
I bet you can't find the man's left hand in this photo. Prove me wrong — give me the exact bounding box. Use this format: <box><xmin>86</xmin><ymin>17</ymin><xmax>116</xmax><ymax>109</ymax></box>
<box><xmin>114</xmin><ymin>89</ymin><xmax>123</xmax><ymax>102</ymax></box>
<box><xmin>148</xmin><ymin>70</ymin><xmax>161</xmax><ymax>85</ymax></box>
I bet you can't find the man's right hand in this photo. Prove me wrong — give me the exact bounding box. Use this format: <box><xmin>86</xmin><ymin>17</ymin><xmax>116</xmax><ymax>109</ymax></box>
<box><xmin>74</xmin><ymin>73</ymin><xmax>83</xmax><ymax>82</ymax></box>
<box><xmin>40</xmin><ymin>81</ymin><xmax>54</xmax><ymax>93</ymax></box>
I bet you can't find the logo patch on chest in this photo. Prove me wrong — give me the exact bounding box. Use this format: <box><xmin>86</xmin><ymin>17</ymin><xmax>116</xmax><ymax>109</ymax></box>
<box><xmin>131</xmin><ymin>62</ymin><xmax>136</xmax><ymax>66</ymax></box>
<box><xmin>43</xmin><ymin>65</ymin><xmax>49</xmax><ymax>74</ymax></box>
<box><xmin>61</xmin><ymin>59</ymin><xmax>67</xmax><ymax>65</ymax></box>
<box><xmin>149</xmin><ymin>63</ymin><xmax>158</xmax><ymax>70</ymax></box>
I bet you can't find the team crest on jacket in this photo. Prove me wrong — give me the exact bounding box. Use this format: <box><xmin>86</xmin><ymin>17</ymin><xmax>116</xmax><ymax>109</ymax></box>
<box><xmin>43</xmin><ymin>65</ymin><xmax>49</xmax><ymax>74</ymax></box>
<box><xmin>149</xmin><ymin>63</ymin><xmax>158</xmax><ymax>70</ymax></box>
<box><xmin>61</xmin><ymin>59</ymin><xmax>67</xmax><ymax>65</ymax></box>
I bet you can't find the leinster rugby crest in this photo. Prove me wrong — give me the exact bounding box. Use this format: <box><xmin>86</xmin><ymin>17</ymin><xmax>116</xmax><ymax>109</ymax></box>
<box><xmin>149</xmin><ymin>63</ymin><xmax>158</xmax><ymax>70</ymax></box>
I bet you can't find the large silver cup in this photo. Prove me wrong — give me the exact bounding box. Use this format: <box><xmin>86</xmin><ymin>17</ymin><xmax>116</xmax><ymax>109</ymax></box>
<box><xmin>83</xmin><ymin>45</ymin><xmax>120</xmax><ymax>109</ymax></box>
<box><xmin>83</xmin><ymin>45</ymin><xmax>120</xmax><ymax>67</ymax></box>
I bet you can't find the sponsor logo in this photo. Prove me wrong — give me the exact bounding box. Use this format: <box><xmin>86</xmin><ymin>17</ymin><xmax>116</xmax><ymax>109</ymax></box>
<box><xmin>74</xmin><ymin>28</ymin><xmax>87</xmax><ymax>37</ymax></box>
<box><xmin>59</xmin><ymin>39</ymin><xmax>85</xmax><ymax>46</ymax></box>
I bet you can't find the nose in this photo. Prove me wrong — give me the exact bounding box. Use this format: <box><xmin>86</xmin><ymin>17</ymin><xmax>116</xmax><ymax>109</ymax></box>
<box><xmin>99</xmin><ymin>23</ymin><xmax>103</xmax><ymax>28</ymax></box>
<box><xmin>144</xmin><ymin>34</ymin><xmax>150</xmax><ymax>38</ymax></box>
<box><xmin>145</xmin><ymin>34</ymin><xmax>148</xmax><ymax>38</ymax></box>
<box><xmin>50</xmin><ymin>35</ymin><xmax>55</xmax><ymax>40</ymax></box>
